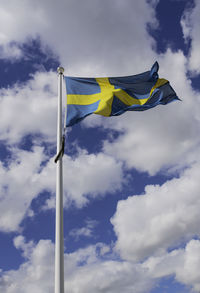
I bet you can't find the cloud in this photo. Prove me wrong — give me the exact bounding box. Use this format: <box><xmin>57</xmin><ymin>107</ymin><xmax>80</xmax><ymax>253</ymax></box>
<box><xmin>0</xmin><ymin>70</ymin><xmax>57</xmax><ymax>144</ymax></box>
<box><xmin>111</xmin><ymin>160</ymin><xmax>200</xmax><ymax>262</ymax></box>
<box><xmin>0</xmin><ymin>237</ymin><xmax>54</xmax><ymax>293</ymax></box>
<box><xmin>0</xmin><ymin>42</ymin><xmax>22</xmax><ymax>59</ymax></box>
<box><xmin>1</xmin><ymin>235</ymin><xmax>200</xmax><ymax>292</ymax></box>
<box><xmin>45</xmin><ymin>149</ymin><xmax>125</xmax><ymax>208</ymax></box>
<box><xmin>66</xmin><ymin>255</ymin><xmax>154</xmax><ymax>293</ymax></box>
<box><xmin>0</xmin><ymin>144</ymin><xmax>124</xmax><ymax>232</ymax></box>
<box><xmin>0</xmin><ymin>0</ymin><xmax>158</xmax><ymax>75</ymax></box>
<box><xmin>63</xmin><ymin>150</ymin><xmax>124</xmax><ymax>206</ymax></box>
<box><xmin>181</xmin><ymin>0</ymin><xmax>200</xmax><ymax>74</ymax></box>
<box><xmin>0</xmin><ymin>1</ymin><xmax>47</xmax><ymax>59</ymax></box>
<box><xmin>69</xmin><ymin>218</ymin><xmax>98</xmax><ymax>241</ymax></box>
<box><xmin>13</xmin><ymin>236</ymin><xmax>35</xmax><ymax>259</ymax></box>
<box><xmin>144</xmin><ymin>239</ymin><xmax>200</xmax><ymax>292</ymax></box>
<box><xmin>0</xmin><ymin>146</ymin><xmax>48</xmax><ymax>232</ymax></box>
<box><xmin>0</xmin><ymin>236</ymin><xmax>154</xmax><ymax>293</ymax></box>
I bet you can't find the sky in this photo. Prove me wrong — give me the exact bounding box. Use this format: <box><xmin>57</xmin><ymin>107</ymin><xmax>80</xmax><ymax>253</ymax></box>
<box><xmin>0</xmin><ymin>0</ymin><xmax>200</xmax><ymax>292</ymax></box>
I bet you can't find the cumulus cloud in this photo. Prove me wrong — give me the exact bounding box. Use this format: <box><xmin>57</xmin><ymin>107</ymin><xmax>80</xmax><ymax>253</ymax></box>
<box><xmin>0</xmin><ymin>237</ymin><xmax>54</xmax><ymax>293</ymax></box>
<box><xmin>45</xmin><ymin>149</ymin><xmax>125</xmax><ymax>208</ymax></box>
<box><xmin>0</xmin><ymin>146</ymin><xmax>48</xmax><ymax>232</ymax></box>
<box><xmin>181</xmin><ymin>0</ymin><xmax>200</xmax><ymax>74</ymax></box>
<box><xmin>0</xmin><ymin>0</ymin><xmax>158</xmax><ymax>75</ymax></box>
<box><xmin>65</xmin><ymin>255</ymin><xmax>154</xmax><ymax>293</ymax></box>
<box><xmin>0</xmin><ymin>42</ymin><xmax>22</xmax><ymax>59</ymax></box>
<box><xmin>0</xmin><ymin>237</ymin><xmax>154</xmax><ymax>293</ymax></box>
<box><xmin>144</xmin><ymin>239</ymin><xmax>200</xmax><ymax>292</ymax></box>
<box><xmin>0</xmin><ymin>145</ymin><xmax>124</xmax><ymax>232</ymax></box>
<box><xmin>69</xmin><ymin>218</ymin><xmax>98</xmax><ymax>241</ymax></box>
<box><xmin>13</xmin><ymin>235</ymin><xmax>35</xmax><ymax>259</ymax></box>
<box><xmin>1</xmin><ymin>235</ymin><xmax>200</xmax><ymax>292</ymax></box>
<box><xmin>111</xmin><ymin>160</ymin><xmax>200</xmax><ymax>262</ymax></box>
<box><xmin>0</xmin><ymin>70</ymin><xmax>57</xmax><ymax>144</ymax></box>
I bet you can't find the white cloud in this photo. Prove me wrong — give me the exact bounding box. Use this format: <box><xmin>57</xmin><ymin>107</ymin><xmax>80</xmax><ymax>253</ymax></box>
<box><xmin>0</xmin><ymin>0</ymin><xmax>158</xmax><ymax>75</ymax></box>
<box><xmin>13</xmin><ymin>236</ymin><xmax>35</xmax><ymax>259</ymax></box>
<box><xmin>45</xmin><ymin>149</ymin><xmax>125</xmax><ymax>209</ymax></box>
<box><xmin>1</xmin><ymin>235</ymin><xmax>200</xmax><ymax>292</ymax></box>
<box><xmin>0</xmin><ymin>0</ymin><xmax>47</xmax><ymax>59</ymax></box>
<box><xmin>66</xmin><ymin>257</ymin><xmax>154</xmax><ymax>293</ymax></box>
<box><xmin>0</xmin><ymin>42</ymin><xmax>22</xmax><ymax>59</ymax></box>
<box><xmin>144</xmin><ymin>239</ymin><xmax>200</xmax><ymax>292</ymax></box>
<box><xmin>111</xmin><ymin>160</ymin><xmax>200</xmax><ymax>262</ymax></box>
<box><xmin>181</xmin><ymin>0</ymin><xmax>200</xmax><ymax>74</ymax></box>
<box><xmin>0</xmin><ymin>146</ymin><xmax>48</xmax><ymax>232</ymax></box>
<box><xmin>0</xmin><ymin>237</ymin><xmax>155</xmax><ymax>293</ymax></box>
<box><xmin>175</xmin><ymin>240</ymin><xmax>200</xmax><ymax>291</ymax></box>
<box><xmin>0</xmin><ymin>237</ymin><xmax>54</xmax><ymax>293</ymax></box>
<box><xmin>63</xmin><ymin>150</ymin><xmax>124</xmax><ymax>207</ymax></box>
<box><xmin>0</xmin><ymin>70</ymin><xmax>57</xmax><ymax>144</ymax></box>
<box><xmin>69</xmin><ymin>218</ymin><xmax>98</xmax><ymax>241</ymax></box>
<box><xmin>0</xmin><ymin>145</ymin><xmax>124</xmax><ymax>232</ymax></box>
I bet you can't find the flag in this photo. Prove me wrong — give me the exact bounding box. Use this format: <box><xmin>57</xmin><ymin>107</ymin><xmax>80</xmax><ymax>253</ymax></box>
<box><xmin>64</xmin><ymin>62</ymin><xmax>179</xmax><ymax>127</ymax></box>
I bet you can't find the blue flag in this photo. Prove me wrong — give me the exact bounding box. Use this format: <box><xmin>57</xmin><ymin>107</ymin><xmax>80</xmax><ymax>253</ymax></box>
<box><xmin>64</xmin><ymin>62</ymin><xmax>179</xmax><ymax>127</ymax></box>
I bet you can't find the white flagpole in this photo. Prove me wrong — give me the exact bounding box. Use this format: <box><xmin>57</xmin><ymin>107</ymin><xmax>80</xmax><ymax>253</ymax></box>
<box><xmin>55</xmin><ymin>66</ymin><xmax>65</xmax><ymax>293</ymax></box>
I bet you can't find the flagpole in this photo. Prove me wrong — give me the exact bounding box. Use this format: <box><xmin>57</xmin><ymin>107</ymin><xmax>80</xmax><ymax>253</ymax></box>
<box><xmin>55</xmin><ymin>66</ymin><xmax>65</xmax><ymax>293</ymax></box>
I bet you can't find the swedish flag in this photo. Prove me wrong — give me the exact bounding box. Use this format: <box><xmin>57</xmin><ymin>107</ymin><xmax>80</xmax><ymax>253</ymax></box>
<box><xmin>64</xmin><ymin>62</ymin><xmax>179</xmax><ymax>127</ymax></box>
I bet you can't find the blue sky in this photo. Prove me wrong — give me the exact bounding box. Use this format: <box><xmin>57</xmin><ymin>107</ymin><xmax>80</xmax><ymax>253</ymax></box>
<box><xmin>0</xmin><ymin>0</ymin><xmax>200</xmax><ymax>292</ymax></box>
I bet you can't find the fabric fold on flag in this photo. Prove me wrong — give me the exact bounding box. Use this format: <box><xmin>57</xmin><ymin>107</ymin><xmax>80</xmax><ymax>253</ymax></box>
<box><xmin>64</xmin><ymin>62</ymin><xmax>179</xmax><ymax>127</ymax></box>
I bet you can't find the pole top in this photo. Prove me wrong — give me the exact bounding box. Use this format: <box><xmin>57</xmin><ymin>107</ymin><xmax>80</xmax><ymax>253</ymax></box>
<box><xmin>57</xmin><ymin>67</ymin><xmax>64</xmax><ymax>74</ymax></box>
